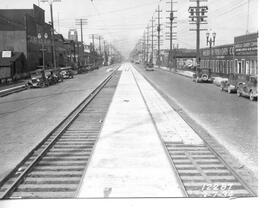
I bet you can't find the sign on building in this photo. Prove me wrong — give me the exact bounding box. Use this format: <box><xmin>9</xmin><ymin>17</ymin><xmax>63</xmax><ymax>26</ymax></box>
<box><xmin>2</xmin><ymin>51</ymin><xmax>12</xmax><ymax>58</ymax></box>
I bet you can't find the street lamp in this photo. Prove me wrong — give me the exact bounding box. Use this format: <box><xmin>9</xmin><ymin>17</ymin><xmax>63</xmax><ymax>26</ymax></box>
<box><xmin>206</xmin><ymin>30</ymin><xmax>216</xmax><ymax>74</ymax></box>
<box><xmin>38</xmin><ymin>32</ymin><xmax>48</xmax><ymax>79</ymax></box>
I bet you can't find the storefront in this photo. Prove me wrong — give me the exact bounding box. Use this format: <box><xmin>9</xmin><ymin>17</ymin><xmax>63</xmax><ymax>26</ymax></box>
<box><xmin>234</xmin><ymin>33</ymin><xmax>258</xmax><ymax>75</ymax></box>
<box><xmin>200</xmin><ymin>44</ymin><xmax>234</xmax><ymax>76</ymax></box>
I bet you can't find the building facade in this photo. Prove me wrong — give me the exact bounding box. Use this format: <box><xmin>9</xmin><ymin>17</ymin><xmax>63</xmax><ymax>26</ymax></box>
<box><xmin>234</xmin><ymin>32</ymin><xmax>258</xmax><ymax>75</ymax></box>
<box><xmin>0</xmin><ymin>5</ymin><xmax>55</xmax><ymax>72</ymax></box>
<box><xmin>199</xmin><ymin>32</ymin><xmax>258</xmax><ymax>77</ymax></box>
<box><xmin>200</xmin><ymin>44</ymin><xmax>234</xmax><ymax>76</ymax></box>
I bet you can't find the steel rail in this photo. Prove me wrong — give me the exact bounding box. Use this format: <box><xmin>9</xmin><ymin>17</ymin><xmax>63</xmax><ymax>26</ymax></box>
<box><xmin>131</xmin><ymin>63</ymin><xmax>256</xmax><ymax>198</ymax></box>
<box><xmin>130</xmin><ymin>64</ymin><xmax>189</xmax><ymax>197</ymax></box>
<box><xmin>0</xmin><ymin>65</ymin><xmax>119</xmax><ymax>199</ymax></box>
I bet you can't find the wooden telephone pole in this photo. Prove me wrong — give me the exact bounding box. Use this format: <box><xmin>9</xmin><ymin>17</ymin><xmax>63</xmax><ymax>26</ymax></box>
<box><xmin>189</xmin><ymin>0</ymin><xmax>208</xmax><ymax>72</ymax></box>
<box><xmin>166</xmin><ymin>0</ymin><xmax>177</xmax><ymax>71</ymax></box>
<box><xmin>156</xmin><ymin>4</ymin><xmax>162</xmax><ymax>68</ymax></box>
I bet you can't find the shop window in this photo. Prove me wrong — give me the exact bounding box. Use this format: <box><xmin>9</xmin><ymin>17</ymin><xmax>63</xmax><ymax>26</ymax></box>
<box><xmin>241</xmin><ymin>59</ymin><xmax>246</xmax><ymax>74</ymax></box>
<box><xmin>234</xmin><ymin>60</ymin><xmax>238</xmax><ymax>73</ymax></box>
<box><xmin>255</xmin><ymin>60</ymin><xmax>258</xmax><ymax>75</ymax></box>
<box><xmin>246</xmin><ymin>61</ymin><xmax>250</xmax><ymax>75</ymax></box>
<box><xmin>238</xmin><ymin>61</ymin><xmax>242</xmax><ymax>74</ymax></box>
<box><xmin>231</xmin><ymin>60</ymin><xmax>234</xmax><ymax>73</ymax></box>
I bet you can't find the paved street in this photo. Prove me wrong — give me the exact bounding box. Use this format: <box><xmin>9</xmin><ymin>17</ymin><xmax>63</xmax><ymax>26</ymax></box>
<box><xmin>136</xmin><ymin>65</ymin><xmax>257</xmax><ymax>176</ymax></box>
<box><xmin>0</xmin><ymin>67</ymin><xmax>113</xmax><ymax>181</ymax></box>
<box><xmin>0</xmin><ymin>0</ymin><xmax>259</xmax><ymax>200</ymax></box>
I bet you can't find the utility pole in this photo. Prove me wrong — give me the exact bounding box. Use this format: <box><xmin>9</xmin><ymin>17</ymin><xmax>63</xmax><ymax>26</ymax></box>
<box><xmin>156</xmin><ymin>4</ymin><xmax>162</xmax><ymax>68</ymax></box>
<box><xmin>151</xmin><ymin>16</ymin><xmax>155</xmax><ymax>65</ymax></box>
<box><xmin>166</xmin><ymin>0</ymin><xmax>177</xmax><ymax>71</ymax></box>
<box><xmin>92</xmin><ymin>34</ymin><xmax>95</xmax><ymax>51</ymax></box>
<box><xmin>99</xmin><ymin>36</ymin><xmax>102</xmax><ymax>55</ymax></box>
<box><xmin>41</xmin><ymin>0</ymin><xmax>61</xmax><ymax>68</ymax></box>
<box><xmin>75</xmin><ymin>18</ymin><xmax>88</xmax><ymax>66</ymax></box>
<box><xmin>246</xmin><ymin>0</ymin><xmax>250</xmax><ymax>34</ymax></box>
<box><xmin>75</xmin><ymin>19</ymin><xmax>88</xmax><ymax>44</ymax></box>
<box><xmin>189</xmin><ymin>0</ymin><xmax>208</xmax><ymax>72</ymax></box>
<box><xmin>103</xmin><ymin>40</ymin><xmax>108</xmax><ymax>66</ymax></box>
<box><xmin>146</xmin><ymin>25</ymin><xmax>150</xmax><ymax>64</ymax></box>
<box><xmin>143</xmin><ymin>31</ymin><xmax>146</xmax><ymax>63</ymax></box>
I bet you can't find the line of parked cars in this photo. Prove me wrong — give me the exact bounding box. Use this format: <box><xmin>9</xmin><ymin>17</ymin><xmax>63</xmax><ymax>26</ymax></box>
<box><xmin>220</xmin><ymin>73</ymin><xmax>257</xmax><ymax>101</ymax></box>
<box><xmin>191</xmin><ymin>67</ymin><xmax>257</xmax><ymax>101</ymax></box>
<box><xmin>25</xmin><ymin>67</ymin><xmax>74</xmax><ymax>89</ymax></box>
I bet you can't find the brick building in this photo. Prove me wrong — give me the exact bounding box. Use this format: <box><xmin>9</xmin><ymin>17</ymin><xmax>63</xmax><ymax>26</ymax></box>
<box><xmin>0</xmin><ymin>5</ymin><xmax>55</xmax><ymax>72</ymax></box>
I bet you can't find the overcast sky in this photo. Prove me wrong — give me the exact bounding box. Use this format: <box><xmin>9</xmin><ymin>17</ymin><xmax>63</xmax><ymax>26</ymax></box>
<box><xmin>0</xmin><ymin>0</ymin><xmax>258</xmax><ymax>57</ymax></box>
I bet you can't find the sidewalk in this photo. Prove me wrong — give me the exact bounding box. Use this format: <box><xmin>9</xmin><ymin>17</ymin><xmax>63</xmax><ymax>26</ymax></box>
<box><xmin>78</xmin><ymin>63</ymin><xmax>183</xmax><ymax>198</ymax></box>
<box><xmin>0</xmin><ymin>82</ymin><xmax>26</xmax><ymax>97</ymax></box>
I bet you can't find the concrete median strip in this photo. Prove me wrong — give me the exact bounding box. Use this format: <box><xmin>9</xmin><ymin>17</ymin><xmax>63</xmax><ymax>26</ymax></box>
<box><xmin>78</xmin><ymin>63</ymin><xmax>183</xmax><ymax>197</ymax></box>
<box><xmin>132</xmin><ymin>66</ymin><xmax>203</xmax><ymax>145</ymax></box>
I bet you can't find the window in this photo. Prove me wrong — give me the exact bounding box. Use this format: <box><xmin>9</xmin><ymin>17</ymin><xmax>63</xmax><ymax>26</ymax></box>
<box><xmin>231</xmin><ymin>60</ymin><xmax>234</xmax><ymax>73</ymax></box>
<box><xmin>254</xmin><ymin>60</ymin><xmax>258</xmax><ymax>75</ymax></box>
<box><xmin>227</xmin><ymin>60</ymin><xmax>230</xmax><ymax>74</ymax></box>
<box><xmin>241</xmin><ymin>59</ymin><xmax>246</xmax><ymax>74</ymax></box>
<box><xmin>246</xmin><ymin>61</ymin><xmax>250</xmax><ymax>75</ymax></box>
<box><xmin>234</xmin><ymin>59</ymin><xmax>238</xmax><ymax>73</ymax></box>
<box><xmin>238</xmin><ymin>61</ymin><xmax>242</xmax><ymax>74</ymax></box>
<box><xmin>222</xmin><ymin>61</ymin><xmax>225</xmax><ymax>74</ymax></box>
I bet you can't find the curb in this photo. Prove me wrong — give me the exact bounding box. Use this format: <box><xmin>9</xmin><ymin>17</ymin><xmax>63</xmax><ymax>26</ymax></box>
<box><xmin>156</xmin><ymin>67</ymin><xmax>194</xmax><ymax>79</ymax></box>
<box><xmin>0</xmin><ymin>85</ymin><xmax>26</xmax><ymax>97</ymax></box>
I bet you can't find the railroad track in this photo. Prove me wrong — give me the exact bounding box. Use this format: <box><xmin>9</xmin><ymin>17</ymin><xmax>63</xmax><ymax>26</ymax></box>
<box><xmin>164</xmin><ymin>142</ymin><xmax>256</xmax><ymax>198</ymax></box>
<box><xmin>0</xmin><ymin>68</ymin><xmax>121</xmax><ymax>199</ymax></box>
<box><xmin>131</xmin><ymin>64</ymin><xmax>256</xmax><ymax>198</ymax></box>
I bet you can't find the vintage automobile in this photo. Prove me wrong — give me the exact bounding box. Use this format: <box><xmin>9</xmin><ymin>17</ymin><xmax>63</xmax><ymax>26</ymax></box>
<box><xmin>60</xmin><ymin>69</ymin><xmax>74</xmax><ymax>79</ymax></box>
<box><xmin>192</xmin><ymin>68</ymin><xmax>213</xmax><ymax>83</ymax></box>
<box><xmin>145</xmin><ymin>62</ymin><xmax>154</xmax><ymax>71</ymax></box>
<box><xmin>237</xmin><ymin>75</ymin><xmax>258</xmax><ymax>101</ymax></box>
<box><xmin>25</xmin><ymin>70</ymin><xmax>49</xmax><ymax>88</ymax></box>
<box><xmin>220</xmin><ymin>73</ymin><xmax>238</xmax><ymax>93</ymax></box>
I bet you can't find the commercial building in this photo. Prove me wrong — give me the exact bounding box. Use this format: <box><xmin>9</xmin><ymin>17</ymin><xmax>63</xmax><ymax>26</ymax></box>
<box><xmin>234</xmin><ymin>32</ymin><xmax>258</xmax><ymax>75</ymax></box>
<box><xmin>199</xmin><ymin>32</ymin><xmax>258</xmax><ymax>77</ymax></box>
<box><xmin>0</xmin><ymin>4</ymin><xmax>78</xmax><ymax>73</ymax></box>
<box><xmin>0</xmin><ymin>4</ymin><xmax>53</xmax><ymax>72</ymax></box>
<box><xmin>200</xmin><ymin>44</ymin><xmax>234</xmax><ymax>76</ymax></box>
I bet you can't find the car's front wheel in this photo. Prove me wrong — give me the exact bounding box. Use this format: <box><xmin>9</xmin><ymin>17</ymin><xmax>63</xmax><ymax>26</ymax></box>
<box><xmin>237</xmin><ymin>90</ymin><xmax>241</xmax><ymax>97</ymax></box>
<box><xmin>249</xmin><ymin>91</ymin><xmax>255</xmax><ymax>101</ymax></box>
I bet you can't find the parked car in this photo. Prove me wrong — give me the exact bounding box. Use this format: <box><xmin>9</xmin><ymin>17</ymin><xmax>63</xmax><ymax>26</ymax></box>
<box><xmin>25</xmin><ymin>70</ymin><xmax>49</xmax><ymax>88</ymax></box>
<box><xmin>145</xmin><ymin>62</ymin><xmax>154</xmax><ymax>71</ymax></box>
<box><xmin>220</xmin><ymin>73</ymin><xmax>238</xmax><ymax>93</ymax></box>
<box><xmin>60</xmin><ymin>69</ymin><xmax>74</xmax><ymax>79</ymax></box>
<box><xmin>237</xmin><ymin>75</ymin><xmax>257</xmax><ymax>101</ymax></box>
<box><xmin>192</xmin><ymin>68</ymin><xmax>214</xmax><ymax>83</ymax></box>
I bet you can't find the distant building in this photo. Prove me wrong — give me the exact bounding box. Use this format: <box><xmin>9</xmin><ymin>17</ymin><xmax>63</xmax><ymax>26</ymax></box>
<box><xmin>68</xmin><ymin>29</ymin><xmax>78</xmax><ymax>42</ymax></box>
